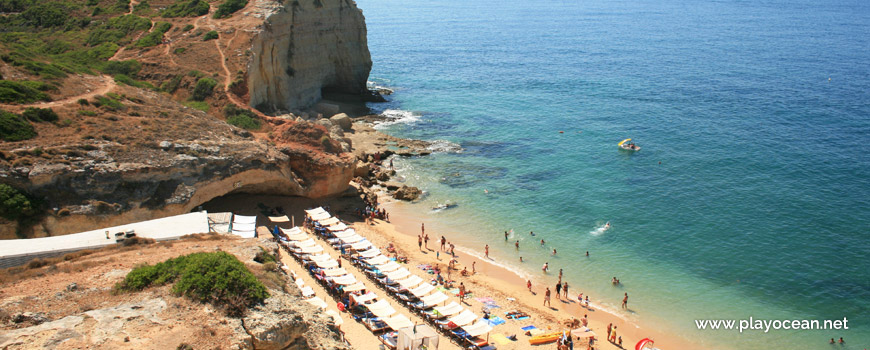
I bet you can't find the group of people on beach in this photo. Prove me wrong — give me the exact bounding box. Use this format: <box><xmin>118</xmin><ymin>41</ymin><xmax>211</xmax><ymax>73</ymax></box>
<box><xmin>356</xmin><ymin>195</ymin><xmax>389</xmax><ymax>224</ymax></box>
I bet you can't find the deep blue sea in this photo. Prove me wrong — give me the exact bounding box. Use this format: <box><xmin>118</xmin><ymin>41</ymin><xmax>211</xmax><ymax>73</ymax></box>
<box><xmin>354</xmin><ymin>0</ymin><xmax>870</xmax><ymax>348</ymax></box>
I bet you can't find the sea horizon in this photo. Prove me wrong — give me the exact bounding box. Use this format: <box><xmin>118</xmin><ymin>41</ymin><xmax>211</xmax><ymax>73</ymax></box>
<box><xmin>356</xmin><ymin>0</ymin><xmax>870</xmax><ymax>348</ymax></box>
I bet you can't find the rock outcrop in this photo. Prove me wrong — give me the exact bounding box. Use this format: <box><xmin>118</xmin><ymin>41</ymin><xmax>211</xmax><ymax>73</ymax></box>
<box><xmin>248</xmin><ymin>0</ymin><xmax>372</xmax><ymax>112</ymax></box>
<box><xmin>393</xmin><ymin>185</ymin><xmax>422</xmax><ymax>201</ymax></box>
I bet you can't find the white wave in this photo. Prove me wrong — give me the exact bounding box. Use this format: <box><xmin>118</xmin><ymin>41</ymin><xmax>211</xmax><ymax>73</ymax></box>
<box><xmin>373</xmin><ymin>109</ymin><xmax>421</xmax><ymax>129</ymax></box>
<box><xmin>590</xmin><ymin>222</ymin><xmax>611</xmax><ymax>236</ymax></box>
<box><xmin>454</xmin><ymin>246</ymin><xmax>533</xmax><ymax>281</ymax></box>
<box><xmin>426</xmin><ymin>139</ymin><xmax>463</xmax><ymax>154</ymax></box>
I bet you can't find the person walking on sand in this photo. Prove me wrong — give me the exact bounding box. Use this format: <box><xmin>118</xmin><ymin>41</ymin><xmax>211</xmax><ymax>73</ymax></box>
<box><xmin>459</xmin><ymin>282</ymin><xmax>466</xmax><ymax>303</ymax></box>
<box><xmin>606</xmin><ymin>323</ymin><xmax>612</xmax><ymax>340</ymax></box>
<box><xmin>472</xmin><ymin>261</ymin><xmax>476</xmax><ymax>274</ymax></box>
<box><xmin>418</xmin><ymin>235</ymin><xmax>423</xmax><ymax>251</ymax></box>
<box><xmin>555</xmin><ymin>281</ymin><xmax>562</xmax><ymax>300</ymax></box>
<box><xmin>424</xmin><ymin>234</ymin><xmax>429</xmax><ymax>249</ymax></box>
<box><xmin>581</xmin><ymin>314</ymin><xmax>588</xmax><ymax>327</ymax></box>
<box><xmin>485</xmin><ymin>244</ymin><xmax>489</xmax><ymax>258</ymax></box>
<box><xmin>563</xmin><ymin>282</ymin><xmax>569</xmax><ymax>299</ymax></box>
<box><xmin>422</xmin><ymin>222</ymin><xmax>425</xmax><ymax>236</ymax></box>
<box><xmin>544</xmin><ymin>287</ymin><xmax>551</xmax><ymax>307</ymax></box>
<box><xmin>610</xmin><ymin>326</ymin><xmax>618</xmax><ymax>343</ymax></box>
<box><xmin>441</xmin><ymin>236</ymin><xmax>446</xmax><ymax>251</ymax></box>
<box><xmin>622</xmin><ymin>292</ymin><xmax>628</xmax><ymax>309</ymax></box>
<box><xmin>527</xmin><ymin>280</ymin><xmax>532</xmax><ymax>292</ymax></box>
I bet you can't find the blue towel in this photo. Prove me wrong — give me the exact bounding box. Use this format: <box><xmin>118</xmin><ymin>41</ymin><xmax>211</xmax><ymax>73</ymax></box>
<box><xmin>521</xmin><ymin>325</ymin><xmax>537</xmax><ymax>331</ymax></box>
<box><xmin>487</xmin><ymin>316</ymin><xmax>506</xmax><ymax>326</ymax></box>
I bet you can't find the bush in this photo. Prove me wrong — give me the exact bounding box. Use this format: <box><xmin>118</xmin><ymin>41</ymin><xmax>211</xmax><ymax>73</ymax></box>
<box><xmin>135</xmin><ymin>22</ymin><xmax>172</xmax><ymax>48</ymax></box>
<box><xmin>20</xmin><ymin>3</ymin><xmax>69</xmax><ymax>28</ymax></box>
<box><xmin>162</xmin><ymin>0</ymin><xmax>210</xmax><ymax>18</ymax></box>
<box><xmin>0</xmin><ymin>110</ymin><xmax>36</xmax><ymax>141</ymax></box>
<box><xmin>182</xmin><ymin>24</ymin><xmax>194</xmax><ymax>32</ymax></box>
<box><xmin>0</xmin><ymin>184</ymin><xmax>38</xmax><ymax>221</ymax></box>
<box><xmin>21</xmin><ymin>107</ymin><xmax>58</xmax><ymax>122</ymax></box>
<box><xmin>159</xmin><ymin>75</ymin><xmax>183</xmax><ymax>93</ymax></box>
<box><xmin>0</xmin><ymin>80</ymin><xmax>51</xmax><ymax>104</ymax></box>
<box><xmin>202</xmin><ymin>30</ymin><xmax>218</xmax><ymax>41</ymax></box>
<box><xmin>213</xmin><ymin>0</ymin><xmax>248</xmax><ymax>19</ymax></box>
<box><xmin>117</xmin><ymin>252</ymin><xmax>269</xmax><ymax>317</ymax></box>
<box><xmin>191</xmin><ymin>77</ymin><xmax>217</xmax><ymax>101</ymax></box>
<box><xmin>224</xmin><ymin>104</ymin><xmax>260</xmax><ymax>130</ymax></box>
<box><xmin>253</xmin><ymin>247</ymin><xmax>277</xmax><ymax>264</ymax></box>
<box><xmin>93</xmin><ymin>95</ymin><xmax>125</xmax><ymax>111</ymax></box>
<box><xmin>101</xmin><ymin>60</ymin><xmax>142</xmax><ymax>76</ymax></box>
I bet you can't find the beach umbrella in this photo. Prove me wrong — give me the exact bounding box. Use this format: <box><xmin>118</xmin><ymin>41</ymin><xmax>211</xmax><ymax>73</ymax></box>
<box><xmin>636</xmin><ymin>338</ymin><xmax>654</xmax><ymax>350</ymax></box>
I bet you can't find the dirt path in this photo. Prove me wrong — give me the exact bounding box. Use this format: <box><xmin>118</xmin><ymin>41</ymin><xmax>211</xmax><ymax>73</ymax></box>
<box><xmin>108</xmin><ymin>0</ymin><xmax>142</xmax><ymax>62</ymax></box>
<box><xmin>0</xmin><ymin>75</ymin><xmax>116</xmax><ymax>109</ymax></box>
<box><xmin>213</xmin><ymin>28</ymin><xmax>271</xmax><ymax>120</ymax></box>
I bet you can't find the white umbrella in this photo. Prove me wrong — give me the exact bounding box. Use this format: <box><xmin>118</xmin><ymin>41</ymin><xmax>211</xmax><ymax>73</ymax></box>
<box><xmin>319</xmin><ymin>217</ymin><xmax>340</xmax><ymax>226</ymax></box>
<box><xmin>359</xmin><ymin>248</ymin><xmax>381</xmax><ymax>258</ymax></box>
<box><xmin>383</xmin><ymin>314</ymin><xmax>415</xmax><ymax>331</ymax></box>
<box><xmin>332</xmin><ymin>274</ymin><xmax>358</xmax><ymax>285</ymax></box>
<box><xmin>365</xmin><ymin>255</ymin><xmax>389</xmax><ymax>265</ymax></box>
<box><xmin>434</xmin><ymin>302</ymin><xmax>463</xmax><ymax>316</ymax></box>
<box><xmin>343</xmin><ymin>282</ymin><xmax>367</xmax><ymax>293</ymax></box>
<box><xmin>448</xmin><ymin>309</ymin><xmax>477</xmax><ymax>327</ymax></box>
<box><xmin>396</xmin><ymin>275</ymin><xmax>424</xmax><ymax>290</ymax></box>
<box><xmin>315</xmin><ymin>259</ymin><xmax>340</xmax><ymax>269</ymax></box>
<box><xmin>420</xmin><ymin>291</ymin><xmax>448</xmax><ymax>306</ymax></box>
<box><xmin>462</xmin><ymin>319</ymin><xmax>493</xmax><ymax>337</ymax></box>
<box><xmin>409</xmin><ymin>283</ymin><xmax>435</xmax><ymax>298</ymax></box>
<box><xmin>367</xmin><ymin>300</ymin><xmax>397</xmax><ymax>318</ymax></box>
<box><xmin>376</xmin><ymin>261</ymin><xmax>402</xmax><ymax>273</ymax></box>
<box><xmin>322</xmin><ymin>267</ymin><xmax>348</xmax><ymax>276</ymax></box>
<box><xmin>385</xmin><ymin>268</ymin><xmax>410</xmax><ymax>281</ymax></box>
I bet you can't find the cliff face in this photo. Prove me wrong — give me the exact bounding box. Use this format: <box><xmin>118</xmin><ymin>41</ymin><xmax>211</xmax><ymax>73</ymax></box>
<box><xmin>248</xmin><ymin>0</ymin><xmax>373</xmax><ymax>112</ymax></box>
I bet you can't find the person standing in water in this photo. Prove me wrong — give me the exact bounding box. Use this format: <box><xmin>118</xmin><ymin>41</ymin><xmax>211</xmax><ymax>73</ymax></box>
<box><xmin>542</xmin><ymin>262</ymin><xmax>549</xmax><ymax>273</ymax></box>
<box><xmin>485</xmin><ymin>244</ymin><xmax>489</xmax><ymax>258</ymax></box>
<box><xmin>515</xmin><ymin>240</ymin><xmax>520</xmax><ymax>250</ymax></box>
<box><xmin>504</xmin><ymin>231</ymin><xmax>509</xmax><ymax>240</ymax></box>
<box><xmin>622</xmin><ymin>292</ymin><xmax>628</xmax><ymax>309</ymax></box>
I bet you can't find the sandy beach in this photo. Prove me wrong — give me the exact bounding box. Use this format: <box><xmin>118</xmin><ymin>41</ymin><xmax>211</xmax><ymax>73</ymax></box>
<box><xmin>205</xmin><ymin>191</ymin><xmax>705</xmax><ymax>349</ymax></box>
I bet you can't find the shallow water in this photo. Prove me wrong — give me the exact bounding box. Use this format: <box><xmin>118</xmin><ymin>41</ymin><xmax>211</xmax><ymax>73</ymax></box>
<box><xmin>356</xmin><ymin>0</ymin><xmax>870</xmax><ymax>348</ymax></box>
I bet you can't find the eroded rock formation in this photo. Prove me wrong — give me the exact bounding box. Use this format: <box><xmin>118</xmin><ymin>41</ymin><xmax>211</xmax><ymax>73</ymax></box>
<box><xmin>248</xmin><ymin>0</ymin><xmax>372</xmax><ymax>112</ymax></box>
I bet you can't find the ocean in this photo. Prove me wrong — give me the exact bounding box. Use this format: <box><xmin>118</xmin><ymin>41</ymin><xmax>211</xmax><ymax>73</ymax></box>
<box><xmin>354</xmin><ymin>0</ymin><xmax>870</xmax><ymax>348</ymax></box>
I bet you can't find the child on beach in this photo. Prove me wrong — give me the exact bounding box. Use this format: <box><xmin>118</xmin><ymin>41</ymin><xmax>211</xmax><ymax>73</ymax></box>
<box><xmin>527</xmin><ymin>280</ymin><xmax>532</xmax><ymax>292</ymax></box>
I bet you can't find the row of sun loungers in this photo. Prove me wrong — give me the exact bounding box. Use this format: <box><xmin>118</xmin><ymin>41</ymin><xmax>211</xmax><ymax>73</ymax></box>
<box><xmin>276</xmin><ymin>207</ymin><xmax>494</xmax><ymax>349</ymax></box>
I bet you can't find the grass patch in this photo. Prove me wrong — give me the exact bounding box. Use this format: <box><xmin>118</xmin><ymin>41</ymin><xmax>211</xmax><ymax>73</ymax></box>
<box><xmin>116</xmin><ymin>251</ymin><xmax>269</xmax><ymax>317</ymax></box>
<box><xmin>183</xmin><ymin>100</ymin><xmax>209</xmax><ymax>112</ymax></box>
<box><xmin>93</xmin><ymin>94</ymin><xmax>125</xmax><ymax>111</ymax></box>
<box><xmin>134</xmin><ymin>22</ymin><xmax>172</xmax><ymax>48</ymax></box>
<box><xmin>0</xmin><ymin>80</ymin><xmax>52</xmax><ymax>103</ymax></box>
<box><xmin>0</xmin><ymin>109</ymin><xmax>37</xmax><ymax>141</ymax></box>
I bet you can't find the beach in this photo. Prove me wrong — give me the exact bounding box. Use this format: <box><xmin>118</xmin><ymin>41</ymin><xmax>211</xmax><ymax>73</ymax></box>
<box><xmin>206</xmin><ymin>191</ymin><xmax>703</xmax><ymax>349</ymax></box>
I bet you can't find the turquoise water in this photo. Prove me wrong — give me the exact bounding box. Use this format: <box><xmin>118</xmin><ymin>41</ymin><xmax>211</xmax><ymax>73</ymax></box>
<box><xmin>355</xmin><ymin>0</ymin><xmax>870</xmax><ymax>348</ymax></box>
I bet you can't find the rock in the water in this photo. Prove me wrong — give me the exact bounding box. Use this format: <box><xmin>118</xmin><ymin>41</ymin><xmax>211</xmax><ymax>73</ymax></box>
<box><xmin>383</xmin><ymin>182</ymin><xmax>401</xmax><ymax>191</ymax></box>
<box><xmin>329</xmin><ymin>113</ymin><xmax>352</xmax><ymax>131</ymax></box>
<box><xmin>393</xmin><ymin>185</ymin><xmax>422</xmax><ymax>201</ymax></box>
<box><xmin>375</xmin><ymin>170</ymin><xmax>391</xmax><ymax>182</ymax></box>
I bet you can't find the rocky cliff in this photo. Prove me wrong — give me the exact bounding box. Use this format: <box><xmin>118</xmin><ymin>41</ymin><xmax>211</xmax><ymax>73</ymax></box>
<box><xmin>248</xmin><ymin>0</ymin><xmax>373</xmax><ymax>112</ymax></box>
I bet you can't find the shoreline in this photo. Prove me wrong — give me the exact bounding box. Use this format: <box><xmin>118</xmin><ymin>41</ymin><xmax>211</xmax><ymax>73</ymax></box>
<box><xmin>366</xmin><ymin>197</ymin><xmax>707</xmax><ymax>350</ymax></box>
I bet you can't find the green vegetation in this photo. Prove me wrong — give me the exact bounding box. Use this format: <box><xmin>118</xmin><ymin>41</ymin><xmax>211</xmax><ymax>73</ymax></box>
<box><xmin>202</xmin><ymin>30</ymin><xmax>218</xmax><ymax>41</ymax></box>
<box><xmin>183</xmin><ymin>100</ymin><xmax>209</xmax><ymax>112</ymax></box>
<box><xmin>162</xmin><ymin>0</ymin><xmax>210</xmax><ymax>18</ymax></box>
<box><xmin>191</xmin><ymin>77</ymin><xmax>217</xmax><ymax>101</ymax></box>
<box><xmin>0</xmin><ymin>184</ymin><xmax>39</xmax><ymax>221</ymax></box>
<box><xmin>253</xmin><ymin>247</ymin><xmax>277</xmax><ymax>264</ymax></box>
<box><xmin>21</xmin><ymin>107</ymin><xmax>58</xmax><ymax>123</ymax></box>
<box><xmin>133</xmin><ymin>0</ymin><xmax>151</xmax><ymax>15</ymax></box>
<box><xmin>173</xmin><ymin>47</ymin><xmax>186</xmax><ymax>54</ymax></box>
<box><xmin>159</xmin><ymin>75</ymin><xmax>183</xmax><ymax>93</ymax></box>
<box><xmin>101</xmin><ymin>59</ymin><xmax>141</xmax><ymax>76</ymax></box>
<box><xmin>0</xmin><ymin>109</ymin><xmax>36</xmax><ymax>141</ymax></box>
<box><xmin>19</xmin><ymin>3</ymin><xmax>71</xmax><ymax>28</ymax></box>
<box><xmin>0</xmin><ymin>80</ymin><xmax>52</xmax><ymax>103</ymax></box>
<box><xmin>135</xmin><ymin>21</ymin><xmax>172</xmax><ymax>48</ymax></box>
<box><xmin>224</xmin><ymin>104</ymin><xmax>260</xmax><ymax>130</ymax></box>
<box><xmin>93</xmin><ymin>94</ymin><xmax>125</xmax><ymax>111</ymax></box>
<box><xmin>114</xmin><ymin>74</ymin><xmax>155</xmax><ymax>89</ymax></box>
<box><xmin>213</xmin><ymin>0</ymin><xmax>248</xmax><ymax>19</ymax></box>
<box><xmin>86</xmin><ymin>14</ymin><xmax>152</xmax><ymax>46</ymax></box>
<box><xmin>117</xmin><ymin>251</ymin><xmax>269</xmax><ymax>317</ymax></box>
<box><xmin>182</xmin><ymin>24</ymin><xmax>194</xmax><ymax>32</ymax></box>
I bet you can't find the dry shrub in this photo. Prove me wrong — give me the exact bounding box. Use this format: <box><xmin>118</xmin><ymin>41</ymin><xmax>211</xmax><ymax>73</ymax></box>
<box><xmin>63</xmin><ymin>249</ymin><xmax>94</xmax><ymax>261</ymax></box>
<box><xmin>26</xmin><ymin>258</ymin><xmax>49</xmax><ymax>269</ymax></box>
<box><xmin>122</xmin><ymin>236</ymin><xmax>155</xmax><ymax>247</ymax></box>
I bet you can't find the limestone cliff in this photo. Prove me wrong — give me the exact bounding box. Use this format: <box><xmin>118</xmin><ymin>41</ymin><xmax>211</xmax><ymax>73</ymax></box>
<box><xmin>247</xmin><ymin>0</ymin><xmax>373</xmax><ymax>112</ymax></box>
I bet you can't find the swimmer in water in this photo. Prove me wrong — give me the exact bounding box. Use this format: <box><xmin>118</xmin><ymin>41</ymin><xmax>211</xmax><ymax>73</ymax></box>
<box><xmin>604</xmin><ymin>222</ymin><xmax>611</xmax><ymax>230</ymax></box>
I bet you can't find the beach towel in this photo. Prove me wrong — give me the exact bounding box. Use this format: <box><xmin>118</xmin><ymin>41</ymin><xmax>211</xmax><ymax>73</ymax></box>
<box><xmin>487</xmin><ymin>316</ymin><xmax>506</xmax><ymax>326</ymax></box>
<box><xmin>483</xmin><ymin>302</ymin><xmax>500</xmax><ymax>309</ymax></box>
<box><xmin>476</xmin><ymin>297</ymin><xmax>495</xmax><ymax>303</ymax></box>
<box><xmin>521</xmin><ymin>325</ymin><xmax>537</xmax><ymax>331</ymax></box>
<box><xmin>491</xmin><ymin>333</ymin><xmax>512</xmax><ymax>345</ymax></box>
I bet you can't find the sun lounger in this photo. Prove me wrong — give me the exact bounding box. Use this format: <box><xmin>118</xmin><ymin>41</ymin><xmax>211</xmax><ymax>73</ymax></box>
<box><xmin>300</xmin><ymin>286</ymin><xmax>315</xmax><ymax>298</ymax></box>
<box><xmin>364</xmin><ymin>317</ymin><xmax>389</xmax><ymax>333</ymax></box>
<box><xmin>379</xmin><ymin>331</ymin><xmax>398</xmax><ymax>350</ymax></box>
